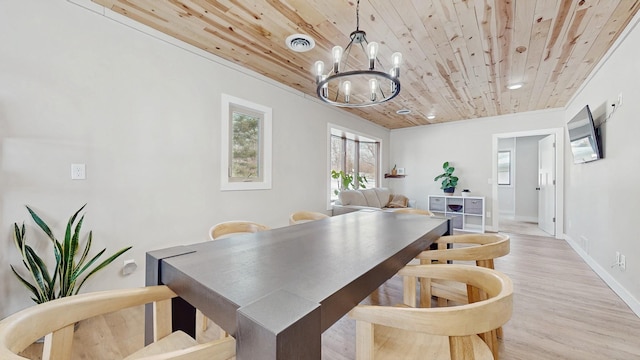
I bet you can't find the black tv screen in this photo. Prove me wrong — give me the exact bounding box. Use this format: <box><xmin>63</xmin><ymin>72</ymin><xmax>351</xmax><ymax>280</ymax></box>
<box><xmin>567</xmin><ymin>105</ymin><xmax>602</xmax><ymax>164</ymax></box>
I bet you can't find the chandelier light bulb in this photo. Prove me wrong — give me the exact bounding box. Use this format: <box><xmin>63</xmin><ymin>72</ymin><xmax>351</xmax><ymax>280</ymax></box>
<box><xmin>392</xmin><ymin>52</ymin><xmax>403</xmax><ymax>78</ymax></box>
<box><xmin>392</xmin><ymin>52</ymin><xmax>403</xmax><ymax>67</ymax></box>
<box><xmin>332</xmin><ymin>46</ymin><xmax>343</xmax><ymax>73</ymax></box>
<box><xmin>314</xmin><ymin>60</ymin><xmax>324</xmax><ymax>76</ymax></box>
<box><xmin>369</xmin><ymin>78</ymin><xmax>378</xmax><ymax>101</ymax></box>
<box><xmin>314</xmin><ymin>60</ymin><xmax>325</xmax><ymax>84</ymax></box>
<box><xmin>343</xmin><ymin>80</ymin><xmax>351</xmax><ymax>103</ymax></box>
<box><xmin>367</xmin><ymin>42</ymin><xmax>379</xmax><ymax>70</ymax></box>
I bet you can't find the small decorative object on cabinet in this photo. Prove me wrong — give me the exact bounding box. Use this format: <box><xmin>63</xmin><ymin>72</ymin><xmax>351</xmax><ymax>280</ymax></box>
<box><xmin>428</xmin><ymin>195</ymin><xmax>485</xmax><ymax>233</ymax></box>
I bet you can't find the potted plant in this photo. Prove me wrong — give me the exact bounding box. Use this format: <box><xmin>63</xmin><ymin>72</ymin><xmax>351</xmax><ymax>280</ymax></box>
<box><xmin>433</xmin><ymin>161</ymin><xmax>459</xmax><ymax>195</ymax></box>
<box><xmin>11</xmin><ymin>204</ymin><xmax>132</xmax><ymax>304</ymax></box>
<box><xmin>331</xmin><ymin>170</ymin><xmax>368</xmax><ymax>195</ymax></box>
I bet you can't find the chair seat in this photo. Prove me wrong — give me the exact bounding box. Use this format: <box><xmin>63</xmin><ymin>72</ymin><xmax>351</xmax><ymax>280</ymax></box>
<box><xmin>373</xmin><ymin>325</ymin><xmax>493</xmax><ymax>360</ymax></box>
<box><xmin>125</xmin><ymin>331</ymin><xmax>197</xmax><ymax>359</ymax></box>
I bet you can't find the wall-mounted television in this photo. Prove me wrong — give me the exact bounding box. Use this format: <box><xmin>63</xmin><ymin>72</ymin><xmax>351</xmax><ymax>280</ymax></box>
<box><xmin>567</xmin><ymin>105</ymin><xmax>603</xmax><ymax>164</ymax></box>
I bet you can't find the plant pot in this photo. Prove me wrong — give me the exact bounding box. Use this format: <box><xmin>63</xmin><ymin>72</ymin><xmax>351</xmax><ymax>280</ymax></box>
<box><xmin>443</xmin><ymin>187</ymin><xmax>455</xmax><ymax>195</ymax></box>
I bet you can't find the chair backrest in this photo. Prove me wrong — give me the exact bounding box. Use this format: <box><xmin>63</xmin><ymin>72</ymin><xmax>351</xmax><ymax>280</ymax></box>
<box><xmin>349</xmin><ymin>264</ymin><xmax>513</xmax><ymax>359</ymax></box>
<box><xmin>392</xmin><ymin>208</ymin><xmax>434</xmax><ymax>216</ymax></box>
<box><xmin>209</xmin><ymin>221</ymin><xmax>270</xmax><ymax>240</ymax></box>
<box><xmin>0</xmin><ymin>286</ymin><xmax>236</xmax><ymax>360</ymax></box>
<box><xmin>417</xmin><ymin>233</ymin><xmax>510</xmax><ymax>264</ymax></box>
<box><xmin>288</xmin><ymin>211</ymin><xmax>329</xmax><ymax>225</ymax></box>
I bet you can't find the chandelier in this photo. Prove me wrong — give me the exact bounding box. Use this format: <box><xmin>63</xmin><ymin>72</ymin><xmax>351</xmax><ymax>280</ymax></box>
<box><xmin>313</xmin><ymin>0</ymin><xmax>402</xmax><ymax>107</ymax></box>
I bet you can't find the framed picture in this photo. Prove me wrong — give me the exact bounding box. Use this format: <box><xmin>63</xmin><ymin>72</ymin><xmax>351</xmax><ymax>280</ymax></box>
<box><xmin>397</xmin><ymin>167</ymin><xmax>405</xmax><ymax>175</ymax></box>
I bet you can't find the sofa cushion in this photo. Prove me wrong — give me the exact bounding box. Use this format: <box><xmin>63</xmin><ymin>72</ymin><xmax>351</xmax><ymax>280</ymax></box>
<box><xmin>373</xmin><ymin>188</ymin><xmax>392</xmax><ymax>207</ymax></box>
<box><xmin>361</xmin><ymin>189</ymin><xmax>382</xmax><ymax>208</ymax></box>
<box><xmin>339</xmin><ymin>190</ymin><xmax>368</xmax><ymax>206</ymax></box>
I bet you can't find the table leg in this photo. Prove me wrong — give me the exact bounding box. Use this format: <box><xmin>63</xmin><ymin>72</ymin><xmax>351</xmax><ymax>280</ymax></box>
<box><xmin>145</xmin><ymin>247</ymin><xmax>197</xmax><ymax>345</ymax></box>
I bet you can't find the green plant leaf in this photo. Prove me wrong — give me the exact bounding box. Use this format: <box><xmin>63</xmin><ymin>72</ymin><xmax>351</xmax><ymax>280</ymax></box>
<box><xmin>74</xmin><ymin>246</ymin><xmax>132</xmax><ymax>295</ymax></box>
<box><xmin>26</xmin><ymin>206</ymin><xmax>56</xmax><ymax>243</ymax></box>
<box><xmin>10</xmin><ymin>265</ymin><xmax>45</xmax><ymax>304</ymax></box>
<box><xmin>23</xmin><ymin>246</ymin><xmax>50</xmax><ymax>302</ymax></box>
<box><xmin>442</xmin><ymin>161</ymin><xmax>449</xmax><ymax>169</ymax></box>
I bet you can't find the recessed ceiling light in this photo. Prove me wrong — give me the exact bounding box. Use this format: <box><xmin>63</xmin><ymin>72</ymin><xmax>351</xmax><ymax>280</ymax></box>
<box><xmin>396</xmin><ymin>109</ymin><xmax>411</xmax><ymax>115</ymax></box>
<box><xmin>507</xmin><ymin>83</ymin><xmax>523</xmax><ymax>90</ymax></box>
<box><xmin>427</xmin><ymin>114</ymin><xmax>436</xmax><ymax>120</ymax></box>
<box><xmin>285</xmin><ymin>34</ymin><xmax>315</xmax><ymax>52</ymax></box>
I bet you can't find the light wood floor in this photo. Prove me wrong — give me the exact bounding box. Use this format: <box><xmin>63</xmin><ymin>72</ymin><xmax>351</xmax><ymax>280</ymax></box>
<box><xmin>21</xmin><ymin>233</ymin><xmax>640</xmax><ymax>359</ymax></box>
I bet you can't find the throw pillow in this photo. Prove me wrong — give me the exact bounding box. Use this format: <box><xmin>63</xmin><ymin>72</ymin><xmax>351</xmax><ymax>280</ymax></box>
<box><xmin>387</xmin><ymin>194</ymin><xmax>408</xmax><ymax>208</ymax></box>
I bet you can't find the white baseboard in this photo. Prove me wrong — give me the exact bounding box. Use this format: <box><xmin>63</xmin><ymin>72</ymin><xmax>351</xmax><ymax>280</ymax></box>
<box><xmin>513</xmin><ymin>215</ymin><xmax>538</xmax><ymax>222</ymax></box>
<box><xmin>564</xmin><ymin>234</ymin><xmax>640</xmax><ymax>318</ymax></box>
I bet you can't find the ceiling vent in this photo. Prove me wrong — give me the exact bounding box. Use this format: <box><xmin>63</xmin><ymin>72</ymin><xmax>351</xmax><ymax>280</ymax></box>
<box><xmin>286</xmin><ymin>34</ymin><xmax>315</xmax><ymax>52</ymax></box>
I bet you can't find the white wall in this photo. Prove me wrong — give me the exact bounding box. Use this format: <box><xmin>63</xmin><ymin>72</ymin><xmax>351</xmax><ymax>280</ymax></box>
<box><xmin>389</xmin><ymin>109</ymin><xmax>564</xmax><ymax>226</ymax></box>
<box><xmin>563</xmin><ymin>11</ymin><xmax>640</xmax><ymax>312</ymax></box>
<box><xmin>0</xmin><ymin>0</ymin><xmax>390</xmax><ymax>318</ymax></box>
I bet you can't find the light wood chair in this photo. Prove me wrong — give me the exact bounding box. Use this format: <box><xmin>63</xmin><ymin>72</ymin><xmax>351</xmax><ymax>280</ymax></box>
<box><xmin>208</xmin><ymin>221</ymin><xmax>271</xmax><ymax>240</ymax></box>
<box><xmin>350</xmin><ymin>264</ymin><xmax>513</xmax><ymax>360</ymax></box>
<box><xmin>415</xmin><ymin>233</ymin><xmax>510</xmax><ymax>358</ymax></box>
<box><xmin>392</xmin><ymin>208</ymin><xmax>434</xmax><ymax>216</ymax></box>
<box><xmin>288</xmin><ymin>211</ymin><xmax>329</xmax><ymax>225</ymax></box>
<box><xmin>200</xmin><ymin>221</ymin><xmax>271</xmax><ymax>333</ymax></box>
<box><xmin>0</xmin><ymin>286</ymin><xmax>235</xmax><ymax>360</ymax></box>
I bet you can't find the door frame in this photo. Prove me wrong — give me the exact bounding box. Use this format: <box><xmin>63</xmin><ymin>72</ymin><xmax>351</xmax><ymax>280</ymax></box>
<box><xmin>491</xmin><ymin>128</ymin><xmax>564</xmax><ymax>239</ymax></box>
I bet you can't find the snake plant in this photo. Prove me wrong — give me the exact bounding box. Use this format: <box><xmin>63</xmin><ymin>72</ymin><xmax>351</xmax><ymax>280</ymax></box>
<box><xmin>11</xmin><ymin>204</ymin><xmax>132</xmax><ymax>304</ymax></box>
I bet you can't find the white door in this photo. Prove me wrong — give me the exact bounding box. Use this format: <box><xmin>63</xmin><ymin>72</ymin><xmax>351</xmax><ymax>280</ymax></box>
<box><xmin>538</xmin><ymin>135</ymin><xmax>555</xmax><ymax>235</ymax></box>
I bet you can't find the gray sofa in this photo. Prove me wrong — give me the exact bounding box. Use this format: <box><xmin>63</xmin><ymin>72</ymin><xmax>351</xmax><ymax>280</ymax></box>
<box><xmin>332</xmin><ymin>188</ymin><xmax>413</xmax><ymax>215</ymax></box>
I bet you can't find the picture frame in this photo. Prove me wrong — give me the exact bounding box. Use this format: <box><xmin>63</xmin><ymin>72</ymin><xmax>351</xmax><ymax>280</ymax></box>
<box><xmin>397</xmin><ymin>167</ymin><xmax>405</xmax><ymax>175</ymax></box>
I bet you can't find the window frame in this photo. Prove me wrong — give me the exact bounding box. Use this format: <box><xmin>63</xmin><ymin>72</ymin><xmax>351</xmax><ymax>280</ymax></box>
<box><xmin>220</xmin><ymin>94</ymin><xmax>272</xmax><ymax>191</ymax></box>
<box><xmin>328</xmin><ymin>124</ymin><xmax>380</xmax><ymax>204</ymax></box>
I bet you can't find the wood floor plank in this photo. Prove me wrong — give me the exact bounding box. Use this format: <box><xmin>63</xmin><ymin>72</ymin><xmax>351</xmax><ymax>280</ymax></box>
<box><xmin>19</xmin><ymin>233</ymin><xmax>640</xmax><ymax>359</ymax></box>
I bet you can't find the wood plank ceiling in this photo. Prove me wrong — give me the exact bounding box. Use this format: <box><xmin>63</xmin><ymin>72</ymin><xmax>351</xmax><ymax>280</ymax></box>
<box><xmin>92</xmin><ymin>0</ymin><xmax>640</xmax><ymax>129</ymax></box>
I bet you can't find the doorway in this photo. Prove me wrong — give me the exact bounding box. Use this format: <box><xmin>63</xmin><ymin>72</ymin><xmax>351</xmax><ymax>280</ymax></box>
<box><xmin>491</xmin><ymin>128</ymin><xmax>564</xmax><ymax>239</ymax></box>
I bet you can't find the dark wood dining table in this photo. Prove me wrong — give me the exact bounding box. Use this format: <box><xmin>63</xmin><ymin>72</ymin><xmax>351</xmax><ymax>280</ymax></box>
<box><xmin>145</xmin><ymin>210</ymin><xmax>450</xmax><ymax>359</ymax></box>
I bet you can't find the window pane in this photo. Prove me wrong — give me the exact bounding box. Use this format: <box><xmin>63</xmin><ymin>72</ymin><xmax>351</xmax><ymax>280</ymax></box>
<box><xmin>221</xmin><ymin>94</ymin><xmax>271</xmax><ymax>191</ymax></box>
<box><xmin>497</xmin><ymin>151</ymin><xmax>511</xmax><ymax>185</ymax></box>
<box><xmin>359</xmin><ymin>142</ymin><xmax>377</xmax><ymax>188</ymax></box>
<box><xmin>345</xmin><ymin>139</ymin><xmax>356</xmax><ymax>177</ymax></box>
<box><xmin>230</xmin><ymin>110</ymin><xmax>261</xmax><ymax>181</ymax></box>
<box><xmin>330</xmin><ymin>136</ymin><xmax>344</xmax><ymax>200</ymax></box>
<box><xmin>328</xmin><ymin>128</ymin><xmax>380</xmax><ymax>202</ymax></box>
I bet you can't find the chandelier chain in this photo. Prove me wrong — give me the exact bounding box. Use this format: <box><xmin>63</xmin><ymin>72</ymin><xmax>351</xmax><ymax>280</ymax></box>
<box><xmin>356</xmin><ymin>0</ymin><xmax>360</xmax><ymax>31</ymax></box>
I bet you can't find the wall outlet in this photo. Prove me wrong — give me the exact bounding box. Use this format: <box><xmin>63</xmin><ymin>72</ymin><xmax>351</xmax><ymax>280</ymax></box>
<box><xmin>620</xmin><ymin>254</ymin><xmax>626</xmax><ymax>270</ymax></box>
<box><xmin>71</xmin><ymin>163</ymin><xmax>86</xmax><ymax>180</ymax></box>
<box><xmin>616</xmin><ymin>251</ymin><xmax>621</xmax><ymax>264</ymax></box>
<box><xmin>617</xmin><ymin>92</ymin><xmax>623</xmax><ymax>107</ymax></box>
<box><xmin>581</xmin><ymin>236</ymin><xmax>589</xmax><ymax>253</ymax></box>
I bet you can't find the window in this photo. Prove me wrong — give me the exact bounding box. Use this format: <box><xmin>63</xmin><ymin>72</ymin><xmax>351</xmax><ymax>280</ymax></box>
<box><xmin>497</xmin><ymin>151</ymin><xmax>511</xmax><ymax>185</ymax></box>
<box><xmin>221</xmin><ymin>94</ymin><xmax>272</xmax><ymax>191</ymax></box>
<box><xmin>329</xmin><ymin>126</ymin><xmax>379</xmax><ymax>201</ymax></box>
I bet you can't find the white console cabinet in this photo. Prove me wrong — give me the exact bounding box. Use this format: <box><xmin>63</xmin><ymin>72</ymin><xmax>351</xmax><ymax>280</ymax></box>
<box><xmin>428</xmin><ymin>195</ymin><xmax>485</xmax><ymax>233</ymax></box>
